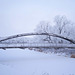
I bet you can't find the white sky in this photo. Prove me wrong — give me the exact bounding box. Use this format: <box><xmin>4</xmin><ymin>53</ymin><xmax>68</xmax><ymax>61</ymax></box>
<box><xmin>0</xmin><ymin>0</ymin><xmax>75</xmax><ymax>36</ymax></box>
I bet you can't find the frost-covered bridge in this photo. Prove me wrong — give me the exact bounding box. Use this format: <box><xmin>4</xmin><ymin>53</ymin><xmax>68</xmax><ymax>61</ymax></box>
<box><xmin>0</xmin><ymin>33</ymin><xmax>75</xmax><ymax>49</ymax></box>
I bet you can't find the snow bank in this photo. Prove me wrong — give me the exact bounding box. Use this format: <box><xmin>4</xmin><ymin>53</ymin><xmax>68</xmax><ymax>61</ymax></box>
<box><xmin>0</xmin><ymin>49</ymin><xmax>75</xmax><ymax>75</ymax></box>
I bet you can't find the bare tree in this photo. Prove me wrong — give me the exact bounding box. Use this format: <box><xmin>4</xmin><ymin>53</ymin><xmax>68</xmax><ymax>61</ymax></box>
<box><xmin>34</xmin><ymin>21</ymin><xmax>53</xmax><ymax>43</ymax></box>
<box><xmin>54</xmin><ymin>15</ymin><xmax>73</xmax><ymax>34</ymax></box>
<box><xmin>34</xmin><ymin>15</ymin><xmax>75</xmax><ymax>44</ymax></box>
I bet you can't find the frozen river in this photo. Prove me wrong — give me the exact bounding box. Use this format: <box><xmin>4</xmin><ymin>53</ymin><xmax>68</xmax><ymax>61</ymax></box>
<box><xmin>0</xmin><ymin>49</ymin><xmax>75</xmax><ymax>75</ymax></box>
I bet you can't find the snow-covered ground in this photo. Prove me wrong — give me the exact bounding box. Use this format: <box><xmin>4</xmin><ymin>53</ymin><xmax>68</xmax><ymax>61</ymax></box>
<box><xmin>0</xmin><ymin>49</ymin><xmax>75</xmax><ymax>75</ymax></box>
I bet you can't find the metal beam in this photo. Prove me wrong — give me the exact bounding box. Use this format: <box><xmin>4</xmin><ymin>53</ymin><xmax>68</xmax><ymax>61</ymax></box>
<box><xmin>0</xmin><ymin>44</ymin><xmax>75</xmax><ymax>49</ymax></box>
<box><xmin>0</xmin><ymin>33</ymin><xmax>75</xmax><ymax>44</ymax></box>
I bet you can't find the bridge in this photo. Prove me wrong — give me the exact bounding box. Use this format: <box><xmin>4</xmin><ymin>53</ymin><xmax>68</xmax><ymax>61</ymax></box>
<box><xmin>0</xmin><ymin>33</ymin><xmax>75</xmax><ymax>50</ymax></box>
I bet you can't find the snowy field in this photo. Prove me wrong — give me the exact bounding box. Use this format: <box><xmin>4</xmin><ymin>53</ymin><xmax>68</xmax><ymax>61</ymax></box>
<box><xmin>0</xmin><ymin>49</ymin><xmax>75</xmax><ymax>75</ymax></box>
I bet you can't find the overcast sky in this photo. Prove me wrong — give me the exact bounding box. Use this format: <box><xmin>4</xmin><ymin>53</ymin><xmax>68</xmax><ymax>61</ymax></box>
<box><xmin>0</xmin><ymin>0</ymin><xmax>75</xmax><ymax>36</ymax></box>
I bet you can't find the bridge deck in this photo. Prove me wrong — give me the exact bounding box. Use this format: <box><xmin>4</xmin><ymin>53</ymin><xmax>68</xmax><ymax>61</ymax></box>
<box><xmin>0</xmin><ymin>44</ymin><xmax>75</xmax><ymax>49</ymax></box>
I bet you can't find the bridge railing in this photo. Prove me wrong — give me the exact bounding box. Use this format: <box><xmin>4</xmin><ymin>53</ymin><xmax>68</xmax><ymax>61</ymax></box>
<box><xmin>0</xmin><ymin>43</ymin><xmax>75</xmax><ymax>49</ymax></box>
